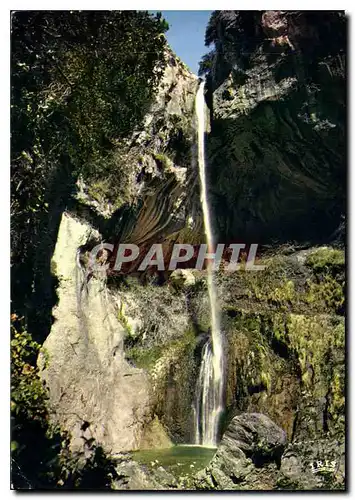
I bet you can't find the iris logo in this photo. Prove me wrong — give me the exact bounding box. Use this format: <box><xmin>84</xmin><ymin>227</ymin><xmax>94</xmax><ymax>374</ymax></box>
<box><xmin>310</xmin><ymin>460</ymin><xmax>337</xmax><ymax>474</ymax></box>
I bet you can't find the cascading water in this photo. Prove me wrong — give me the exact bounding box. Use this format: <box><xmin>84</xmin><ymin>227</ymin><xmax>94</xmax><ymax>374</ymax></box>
<box><xmin>194</xmin><ymin>81</ymin><xmax>224</xmax><ymax>447</ymax></box>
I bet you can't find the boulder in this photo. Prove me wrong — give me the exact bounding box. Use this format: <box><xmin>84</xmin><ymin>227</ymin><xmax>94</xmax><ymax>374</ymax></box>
<box><xmin>219</xmin><ymin>413</ymin><xmax>287</xmax><ymax>465</ymax></box>
<box><xmin>195</xmin><ymin>413</ymin><xmax>287</xmax><ymax>490</ymax></box>
<box><xmin>194</xmin><ymin>414</ymin><xmax>345</xmax><ymax>491</ymax></box>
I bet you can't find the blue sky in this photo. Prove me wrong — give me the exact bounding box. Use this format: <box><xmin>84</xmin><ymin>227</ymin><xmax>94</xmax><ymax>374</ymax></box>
<box><xmin>151</xmin><ymin>11</ymin><xmax>213</xmax><ymax>75</ymax></box>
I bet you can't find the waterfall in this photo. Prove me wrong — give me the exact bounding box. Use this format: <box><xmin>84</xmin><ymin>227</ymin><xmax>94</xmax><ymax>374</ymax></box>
<box><xmin>194</xmin><ymin>81</ymin><xmax>224</xmax><ymax>447</ymax></box>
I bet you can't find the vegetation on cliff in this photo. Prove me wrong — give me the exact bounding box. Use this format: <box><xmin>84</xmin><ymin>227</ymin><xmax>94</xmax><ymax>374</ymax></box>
<box><xmin>218</xmin><ymin>245</ymin><xmax>345</xmax><ymax>445</ymax></box>
<box><xmin>11</xmin><ymin>10</ymin><xmax>169</xmax><ymax>489</ymax></box>
<box><xmin>11</xmin><ymin>10</ymin><xmax>168</xmax><ymax>324</ymax></box>
<box><xmin>10</xmin><ymin>9</ymin><xmax>346</xmax><ymax>491</ymax></box>
<box><xmin>11</xmin><ymin>316</ymin><xmax>121</xmax><ymax>489</ymax></box>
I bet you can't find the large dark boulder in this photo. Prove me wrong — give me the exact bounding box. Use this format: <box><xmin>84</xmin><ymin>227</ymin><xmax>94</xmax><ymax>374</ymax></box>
<box><xmin>194</xmin><ymin>413</ymin><xmax>345</xmax><ymax>491</ymax></box>
<box><xmin>195</xmin><ymin>413</ymin><xmax>287</xmax><ymax>489</ymax></box>
<box><xmin>219</xmin><ymin>413</ymin><xmax>287</xmax><ymax>465</ymax></box>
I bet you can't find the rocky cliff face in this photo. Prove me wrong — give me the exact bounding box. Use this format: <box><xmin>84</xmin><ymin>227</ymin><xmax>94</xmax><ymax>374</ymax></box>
<box><xmin>38</xmin><ymin>50</ymin><xmax>201</xmax><ymax>452</ymax></box>
<box><xmin>35</xmin><ymin>12</ymin><xmax>345</xmax><ymax>490</ymax></box>
<box><xmin>39</xmin><ymin>212</ymin><xmax>168</xmax><ymax>452</ymax></box>
<box><xmin>204</xmin><ymin>11</ymin><xmax>346</xmax><ymax>244</ymax></box>
<box><xmin>75</xmin><ymin>47</ymin><xmax>200</xmax><ymax>236</ymax></box>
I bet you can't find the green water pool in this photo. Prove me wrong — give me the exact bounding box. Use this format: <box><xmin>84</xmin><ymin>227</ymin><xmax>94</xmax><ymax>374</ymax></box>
<box><xmin>132</xmin><ymin>445</ymin><xmax>217</xmax><ymax>476</ymax></box>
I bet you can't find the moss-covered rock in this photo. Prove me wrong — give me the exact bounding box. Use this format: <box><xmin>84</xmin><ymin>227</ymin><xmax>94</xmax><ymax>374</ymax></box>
<box><xmin>305</xmin><ymin>247</ymin><xmax>345</xmax><ymax>272</ymax></box>
<box><xmin>219</xmin><ymin>246</ymin><xmax>345</xmax><ymax>442</ymax></box>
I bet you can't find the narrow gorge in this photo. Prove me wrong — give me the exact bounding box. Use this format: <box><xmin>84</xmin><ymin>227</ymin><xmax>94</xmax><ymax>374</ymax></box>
<box><xmin>11</xmin><ymin>10</ymin><xmax>346</xmax><ymax>491</ymax></box>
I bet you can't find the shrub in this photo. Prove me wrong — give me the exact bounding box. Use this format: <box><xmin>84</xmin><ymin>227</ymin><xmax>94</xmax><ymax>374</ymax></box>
<box><xmin>11</xmin><ymin>315</ymin><xmax>120</xmax><ymax>489</ymax></box>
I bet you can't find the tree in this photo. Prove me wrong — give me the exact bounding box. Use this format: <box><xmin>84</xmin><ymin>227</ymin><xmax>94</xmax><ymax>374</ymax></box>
<box><xmin>11</xmin><ymin>10</ymin><xmax>168</xmax><ymax>323</ymax></box>
<box><xmin>11</xmin><ymin>11</ymin><xmax>169</xmax><ymax>487</ymax></box>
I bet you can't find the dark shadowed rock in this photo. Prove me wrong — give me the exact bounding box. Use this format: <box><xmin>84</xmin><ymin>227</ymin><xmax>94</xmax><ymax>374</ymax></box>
<box><xmin>194</xmin><ymin>413</ymin><xmax>287</xmax><ymax>490</ymax></box>
<box><xmin>204</xmin><ymin>11</ymin><xmax>345</xmax><ymax>245</ymax></box>
<box><xmin>220</xmin><ymin>413</ymin><xmax>287</xmax><ymax>464</ymax></box>
<box><xmin>277</xmin><ymin>438</ymin><xmax>345</xmax><ymax>490</ymax></box>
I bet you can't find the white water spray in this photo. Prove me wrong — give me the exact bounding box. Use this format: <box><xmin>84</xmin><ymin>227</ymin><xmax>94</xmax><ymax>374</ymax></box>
<box><xmin>194</xmin><ymin>81</ymin><xmax>224</xmax><ymax>447</ymax></box>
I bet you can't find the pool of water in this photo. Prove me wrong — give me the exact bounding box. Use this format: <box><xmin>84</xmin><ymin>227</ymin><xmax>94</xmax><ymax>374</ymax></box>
<box><xmin>132</xmin><ymin>445</ymin><xmax>216</xmax><ymax>477</ymax></box>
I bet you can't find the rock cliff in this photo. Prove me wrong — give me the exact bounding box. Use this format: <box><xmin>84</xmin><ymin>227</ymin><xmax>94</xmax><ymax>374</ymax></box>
<box><xmin>12</xmin><ymin>10</ymin><xmax>345</xmax><ymax>491</ymax></box>
<box><xmin>38</xmin><ymin>49</ymin><xmax>201</xmax><ymax>452</ymax></box>
<box><xmin>203</xmin><ymin>11</ymin><xmax>346</xmax><ymax>244</ymax></box>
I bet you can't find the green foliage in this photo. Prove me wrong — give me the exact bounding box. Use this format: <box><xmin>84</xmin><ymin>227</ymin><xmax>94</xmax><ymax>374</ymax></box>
<box><xmin>305</xmin><ymin>275</ymin><xmax>344</xmax><ymax>312</ymax></box>
<box><xmin>243</xmin><ymin>258</ymin><xmax>297</xmax><ymax>310</ymax></box>
<box><xmin>126</xmin><ymin>324</ymin><xmax>196</xmax><ymax>376</ymax></box>
<box><xmin>11</xmin><ymin>316</ymin><xmax>60</xmax><ymax>488</ymax></box>
<box><xmin>220</xmin><ymin>248</ymin><xmax>345</xmax><ymax>316</ymax></box>
<box><xmin>84</xmin><ymin>150</ymin><xmax>133</xmax><ymax>210</ymax></box>
<box><xmin>266</xmin><ymin>280</ymin><xmax>295</xmax><ymax>311</ymax></box>
<box><xmin>11</xmin><ymin>317</ymin><xmax>49</xmax><ymax>423</ymax></box>
<box><xmin>11</xmin><ymin>10</ymin><xmax>168</xmax><ymax>316</ymax></box>
<box><xmin>10</xmin><ymin>316</ymin><xmax>121</xmax><ymax>489</ymax></box>
<box><xmin>220</xmin><ymin>246</ymin><xmax>345</xmax><ymax>438</ymax></box>
<box><xmin>200</xmin><ymin>11</ymin><xmax>260</xmax><ymax>83</ymax></box>
<box><xmin>117</xmin><ymin>301</ymin><xmax>133</xmax><ymax>337</ymax></box>
<box><xmin>198</xmin><ymin>50</ymin><xmax>216</xmax><ymax>77</ymax></box>
<box><xmin>153</xmin><ymin>152</ymin><xmax>172</xmax><ymax>170</ymax></box>
<box><xmin>304</xmin><ymin>248</ymin><xmax>345</xmax><ymax>314</ymax></box>
<box><xmin>126</xmin><ymin>345</ymin><xmax>163</xmax><ymax>370</ymax></box>
<box><xmin>11</xmin><ymin>10</ymin><xmax>168</xmax><ymax>172</ymax></box>
<box><xmin>224</xmin><ymin>306</ymin><xmax>345</xmax><ymax>439</ymax></box>
<box><xmin>305</xmin><ymin>247</ymin><xmax>345</xmax><ymax>272</ymax></box>
<box><xmin>226</xmin><ymin>311</ymin><xmax>273</xmax><ymax>399</ymax></box>
<box><xmin>286</xmin><ymin>313</ymin><xmax>345</xmax><ymax>430</ymax></box>
<box><xmin>171</xmin><ymin>325</ymin><xmax>197</xmax><ymax>353</ymax></box>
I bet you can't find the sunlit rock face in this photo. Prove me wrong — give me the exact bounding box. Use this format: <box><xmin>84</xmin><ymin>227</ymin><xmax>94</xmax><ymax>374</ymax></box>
<box><xmin>39</xmin><ymin>212</ymin><xmax>168</xmax><ymax>452</ymax></box>
<box><xmin>205</xmin><ymin>11</ymin><xmax>346</xmax><ymax>245</ymax></box>
<box><xmin>118</xmin><ymin>49</ymin><xmax>203</xmax><ymax>251</ymax></box>
<box><xmin>75</xmin><ymin>47</ymin><xmax>202</xmax><ymax>250</ymax></box>
<box><xmin>39</xmin><ymin>212</ymin><xmax>199</xmax><ymax>451</ymax></box>
<box><xmin>38</xmin><ymin>50</ymin><xmax>203</xmax><ymax>452</ymax></box>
